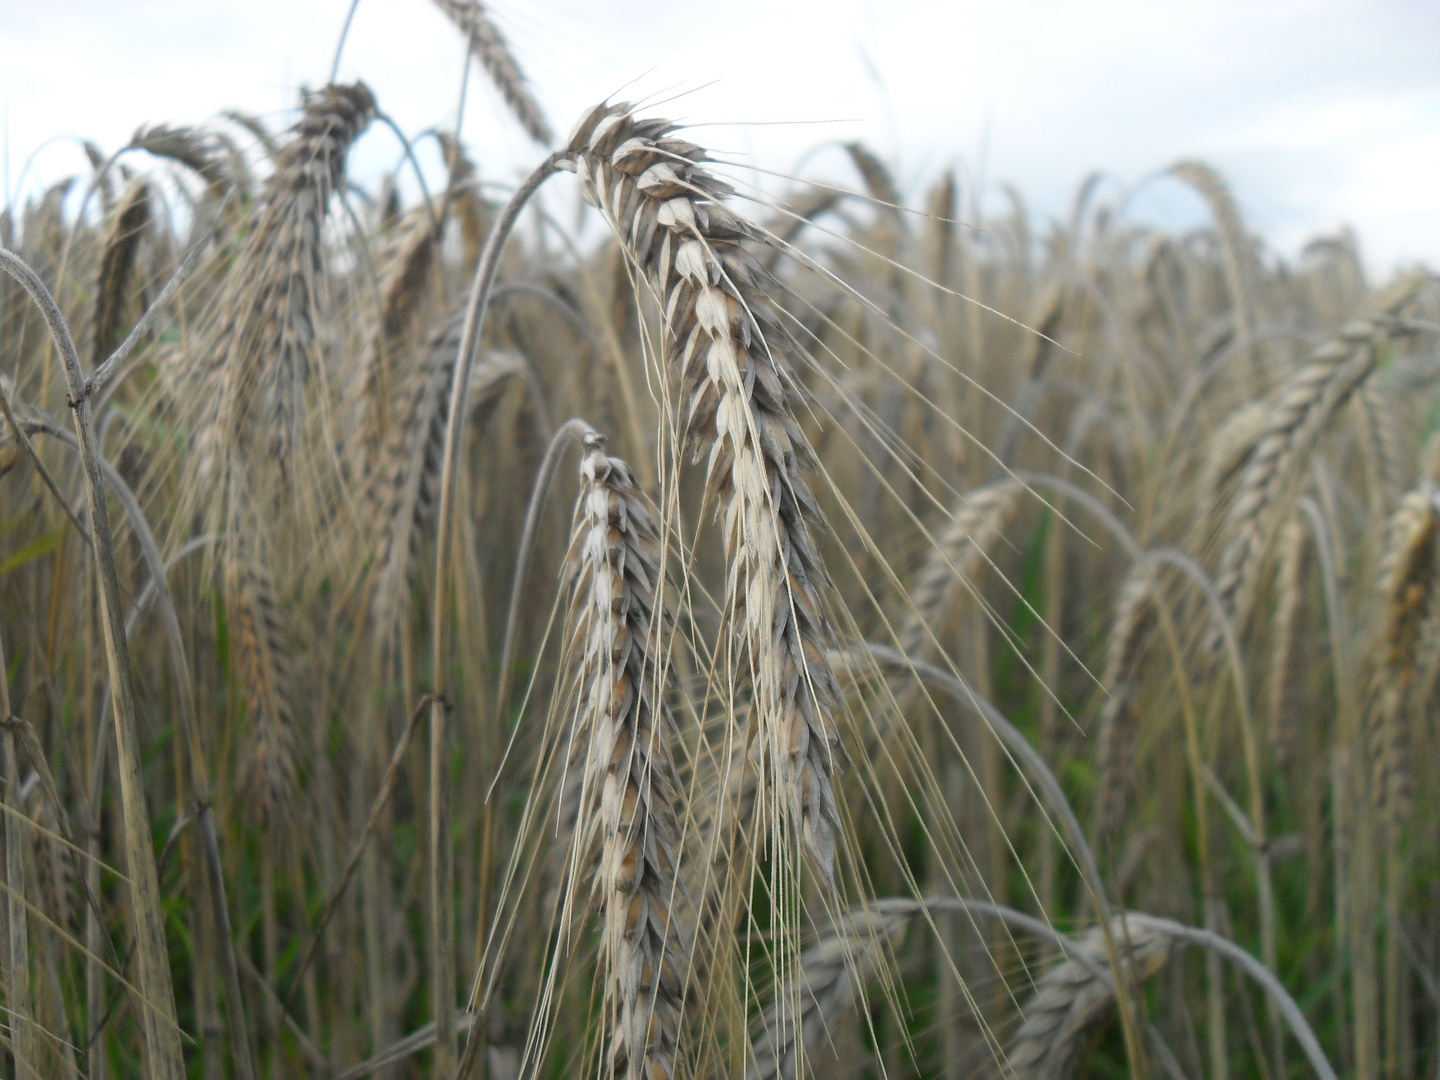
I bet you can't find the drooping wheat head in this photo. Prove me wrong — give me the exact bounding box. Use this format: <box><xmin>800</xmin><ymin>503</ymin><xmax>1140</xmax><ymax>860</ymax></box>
<box><xmin>1006</xmin><ymin>918</ymin><xmax>1172</xmax><ymax>1080</ymax></box>
<box><xmin>198</xmin><ymin>81</ymin><xmax>375</xmax><ymax>474</ymax></box>
<box><xmin>1092</xmin><ymin>559</ymin><xmax>1160</xmax><ymax>842</ymax></box>
<box><xmin>429</xmin><ymin>0</ymin><xmax>553</xmax><ymax>145</ymax></box>
<box><xmin>1213</xmin><ymin>273</ymin><xmax>1426</xmax><ymax>646</ymax></box>
<box><xmin>565</xmin><ymin>103</ymin><xmax>845</xmax><ymax>881</ymax></box>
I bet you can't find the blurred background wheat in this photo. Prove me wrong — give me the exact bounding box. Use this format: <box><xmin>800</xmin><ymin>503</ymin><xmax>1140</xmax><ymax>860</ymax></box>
<box><xmin>1</xmin><ymin>3</ymin><xmax>1438</xmax><ymax>1080</ymax></box>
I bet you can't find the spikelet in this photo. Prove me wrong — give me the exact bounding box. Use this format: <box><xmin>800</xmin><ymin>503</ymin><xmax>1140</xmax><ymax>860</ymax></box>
<box><xmin>897</xmin><ymin>478</ymin><xmax>1025</xmax><ymax>663</ymax></box>
<box><xmin>566</xmin><ymin>103</ymin><xmax>844</xmax><ymax>879</ymax></box>
<box><xmin>429</xmin><ymin>0</ymin><xmax>552</xmax><ymax>145</ymax></box>
<box><xmin>1367</xmin><ymin>488</ymin><xmax>1439</xmax><ymax>835</ymax></box>
<box><xmin>566</xmin><ymin>433</ymin><xmax>686</xmax><ymax>1080</ymax></box>
<box><xmin>91</xmin><ymin>178</ymin><xmax>152</xmax><ymax>365</ymax></box>
<box><xmin>1092</xmin><ymin>560</ymin><xmax>1159</xmax><ymax>842</ymax></box>
<box><xmin>1006</xmin><ymin>919</ymin><xmax>1172</xmax><ymax>1080</ymax></box>
<box><xmin>1213</xmin><ymin>273</ymin><xmax>1426</xmax><ymax>644</ymax></box>
<box><xmin>201</xmin><ymin>82</ymin><xmax>375</xmax><ymax>470</ymax></box>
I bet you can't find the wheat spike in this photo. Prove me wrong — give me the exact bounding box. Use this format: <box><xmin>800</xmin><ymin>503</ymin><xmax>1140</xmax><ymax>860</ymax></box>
<box><xmin>1213</xmin><ymin>273</ymin><xmax>1426</xmax><ymax>642</ymax></box>
<box><xmin>429</xmin><ymin>0</ymin><xmax>552</xmax><ymax>145</ymax></box>
<box><xmin>1006</xmin><ymin>919</ymin><xmax>1173</xmax><ymax>1080</ymax></box>
<box><xmin>1267</xmin><ymin>515</ymin><xmax>1310</xmax><ymax>767</ymax></box>
<box><xmin>566</xmin><ymin>103</ymin><xmax>844</xmax><ymax>878</ymax></box>
<box><xmin>1170</xmin><ymin>160</ymin><xmax>1256</xmax><ymax>366</ymax></box>
<box><xmin>746</xmin><ymin>901</ymin><xmax>913</xmax><ymax>1080</ymax></box>
<box><xmin>1092</xmin><ymin>560</ymin><xmax>1159</xmax><ymax>842</ymax></box>
<box><xmin>1200</xmin><ymin>399</ymin><xmax>1269</xmax><ymax>525</ymax></box>
<box><xmin>566</xmin><ymin>433</ymin><xmax>687</xmax><ymax>1080</ymax></box>
<box><xmin>897</xmin><ymin>478</ymin><xmax>1025</xmax><ymax>663</ymax></box>
<box><xmin>91</xmin><ymin>178</ymin><xmax>152</xmax><ymax>365</ymax></box>
<box><xmin>202</xmin><ymin>81</ymin><xmax>375</xmax><ymax>470</ymax></box>
<box><xmin>356</xmin><ymin>210</ymin><xmax>439</xmax><ymax>476</ymax></box>
<box><xmin>227</xmin><ymin>494</ymin><xmax>298</xmax><ymax>828</ymax></box>
<box><xmin>27</xmin><ymin>785</ymin><xmax>79</xmax><ymax>940</ymax></box>
<box><xmin>843</xmin><ymin>143</ymin><xmax>902</xmax><ymax>213</ymax></box>
<box><xmin>924</xmin><ymin>170</ymin><xmax>957</xmax><ymax>285</ymax></box>
<box><xmin>131</xmin><ymin>122</ymin><xmax>240</xmax><ymax>194</ymax></box>
<box><xmin>370</xmin><ymin>310</ymin><xmax>528</xmax><ymax>635</ymax></box>
<box><xmin>436</xmin><ymin>132</ymin><xmax>488</xmax><ymax>267</ymax></box>
<box><xmin>1368</xmin><ymin>488</ymin><xmax>1438</xmax><ymax>833</ymax></box>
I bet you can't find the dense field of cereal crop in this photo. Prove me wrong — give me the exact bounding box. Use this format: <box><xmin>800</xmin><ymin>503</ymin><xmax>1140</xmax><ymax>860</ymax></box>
<box><xmin>1</xmin><ymin>4</ymin><xmax>1438</xmax><ymax>1079</ymax></box>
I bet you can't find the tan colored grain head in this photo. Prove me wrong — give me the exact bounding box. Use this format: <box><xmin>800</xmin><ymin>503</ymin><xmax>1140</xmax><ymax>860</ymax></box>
<box><xmin>897</xmin><ymin>477</ymin><xmax>1025</xmax><ymax>663</ymax></box>
<box><xmin>1007</xmin><ymin>919</ymin><xmax>1172</xmax><ymax>1080</ymax></box>
<box><xmin>746</xmin><ymin>901</ymin><xmax>913</xmax><ymax>1080</ymax></box>
<box><xmin>1213</xmin><ymin>273</ymin><xmax>1427</xmax><ymax>647</ymax></box>
<box><xmin>1367</xmin><ymin>487</ymin><xmax>1439</xmax><ymax>833</ymax></box>
<box><xmin>201</xmin><ymin>81</ymin><xmax>375</xmax><ymax>471</ymax></box>
<box><xmin>1092</xmin><ymin>559</ymin><xmax>1160</xmax><ymax>842</ymax></box>
<box><xmin>429</xmin><ymin>0</ymin><xmax>553</xmax><ymax>145</ymax></box>
<box><xmin>1268</xmin><ymin>515</ymin><xmax>1310</xmax><ymax>767</ymax></box>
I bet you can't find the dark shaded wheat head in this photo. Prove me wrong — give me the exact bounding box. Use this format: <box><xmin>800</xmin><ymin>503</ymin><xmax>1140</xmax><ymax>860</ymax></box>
<box><xmin>91</xmin><ymin>177</ymin><xmax>152</xmax><ymax>365</ymax></box>
<box><xmin>201</xmin><ymin>81</ymin><xmax>375</xmax><ymax>471</ymax></box>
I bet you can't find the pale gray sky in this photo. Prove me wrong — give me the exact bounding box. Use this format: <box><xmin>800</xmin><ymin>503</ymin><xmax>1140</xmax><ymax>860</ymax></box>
<box><xmin>3</xmin><ymin>0</ymin><xmax>1437</xmax><ymax>276</ymax></box>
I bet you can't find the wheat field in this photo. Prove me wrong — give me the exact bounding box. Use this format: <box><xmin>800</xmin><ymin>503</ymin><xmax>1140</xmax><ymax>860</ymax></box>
<box><xmin>1</xmin><ymin>4</ymin><xmax>1438</xmax><ymax>1079</ymax></box>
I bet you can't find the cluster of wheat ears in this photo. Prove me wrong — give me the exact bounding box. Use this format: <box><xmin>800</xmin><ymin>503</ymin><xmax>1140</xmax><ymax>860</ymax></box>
<box><xmin>1</xmin><ymin>4</ymin><xmax>1438</xmax><ymax>1079</ymax></box>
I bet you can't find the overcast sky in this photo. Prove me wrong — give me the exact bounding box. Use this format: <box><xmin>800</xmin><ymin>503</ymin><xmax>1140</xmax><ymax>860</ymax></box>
<box><xmin>3</xmin><ymin>0</ymin><xmax>1437</xmax><ymax>277</ymax></box>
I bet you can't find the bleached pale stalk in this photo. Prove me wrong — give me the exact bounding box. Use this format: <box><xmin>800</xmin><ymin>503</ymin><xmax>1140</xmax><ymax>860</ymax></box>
<box><xmin>566</xmin><ymin>103</ymin><xmax>843</xmax><ymax>879</ymax></box>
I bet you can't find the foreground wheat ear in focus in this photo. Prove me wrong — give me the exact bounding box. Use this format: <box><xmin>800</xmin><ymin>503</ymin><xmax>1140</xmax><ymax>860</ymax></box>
<box><xmin>0</xmin><ymin>2</ymin><xmax>1436</xmax><ymax>1078</ymax></box>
